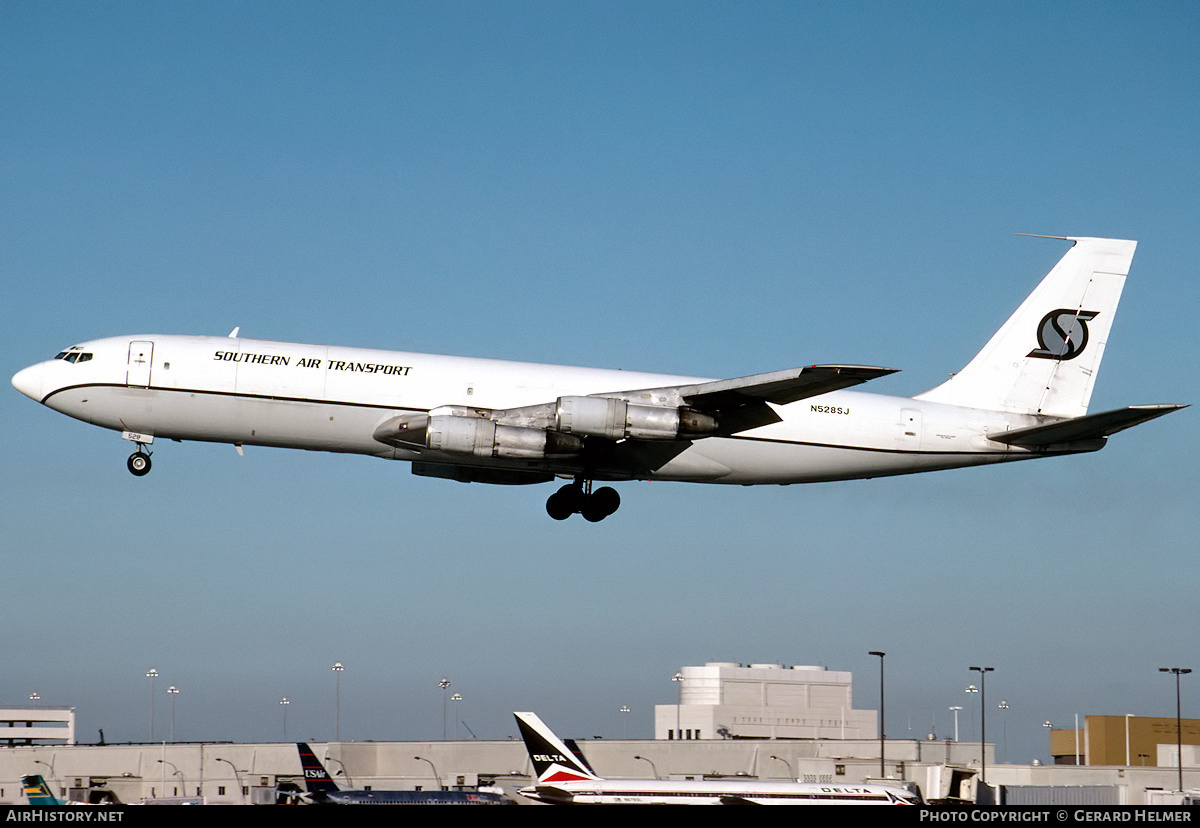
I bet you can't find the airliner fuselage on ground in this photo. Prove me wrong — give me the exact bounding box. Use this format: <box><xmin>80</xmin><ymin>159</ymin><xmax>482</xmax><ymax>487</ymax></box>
<box><xmin>295</xmin><ymin>742</ymin><xmax>508</xmax><ymax>805</ymax></box>
<box><xmin>513</xmin><ymin>711</ymin><xmax>922</xmax><ymax>805</ymax></box>
<box><xmin>12</xmin><ymin>237</ymin><xmax>1183</xmax><ymax>520</ymax></box>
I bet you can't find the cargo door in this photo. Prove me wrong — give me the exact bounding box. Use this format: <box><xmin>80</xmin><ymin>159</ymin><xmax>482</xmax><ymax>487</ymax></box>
<box><xmin>127</xmin><ymin>340</ymin><xmax>154</xmax><ymax>387</ymax></box>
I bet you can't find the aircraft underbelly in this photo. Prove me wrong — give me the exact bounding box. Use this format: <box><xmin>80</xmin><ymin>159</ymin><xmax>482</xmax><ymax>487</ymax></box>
<box><xmin>656</xmin><ymin>437</ymin><xmax>1012</xmax><ymax>484</ymax></box>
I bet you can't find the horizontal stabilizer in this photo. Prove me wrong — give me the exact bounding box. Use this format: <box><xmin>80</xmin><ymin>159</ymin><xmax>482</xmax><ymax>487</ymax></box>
<box><xmin>676</xmin><ymin>364</ymin><xmax>898</xmax><ymax>410</ymax></box>
<box><xmin>529</xmin><ymin>785</ymin><xmax>576</xmax><ymax>804</ymax></box>
<box><xmin>989</xmin><ymin>404</ymin><xmax>1187</xmax><ymax>447</ymax></box>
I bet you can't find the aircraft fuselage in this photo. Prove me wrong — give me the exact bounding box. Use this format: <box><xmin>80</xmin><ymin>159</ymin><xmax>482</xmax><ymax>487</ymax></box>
<box><xmin>15</xmin><ymin>333</ymin><xmax>1049</xmax><ymax>485</ymax></box>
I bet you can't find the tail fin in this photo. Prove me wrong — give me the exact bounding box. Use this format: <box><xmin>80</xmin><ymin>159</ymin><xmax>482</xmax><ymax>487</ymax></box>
<box><xmin>514</xmin><ymin>712</ymin><xmax>603</xmax><ymax>784</ymax></box>
<box><xmin>22</xmin><ymin>774</ymin><xmax>63</xmax><ymax>806</ymax></box>
<box><xmin>915</xmin><ymin>236</ymin><xmax>1136</xmax><ymax>418</ymax></box>
<box><xmin>296</xmin><ymin>743</ymin><xmax>340</xmax><ymax>795</ymax></box>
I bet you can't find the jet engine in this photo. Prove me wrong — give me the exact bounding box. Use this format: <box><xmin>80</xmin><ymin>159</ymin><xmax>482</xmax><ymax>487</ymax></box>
<box><xmin>554</xmin><ymin>396</ymin><xmax>716</xmax><ymax>440</ymax></box>
<box><xmin>427</xmin><ymin>414</ymin><xmax>583</xmax><ymax>459</ymax></box>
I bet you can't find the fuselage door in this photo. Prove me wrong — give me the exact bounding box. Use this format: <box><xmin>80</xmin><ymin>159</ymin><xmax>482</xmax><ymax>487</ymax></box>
<box><xmin>899</xmin><ymin>407</ymin><xmax>922</xmax><ymax>450</ymax></box>
<box><xmin>127</xmin><ymin>340</ymin><xmax>154</xmax><ymax>387</ymax></box>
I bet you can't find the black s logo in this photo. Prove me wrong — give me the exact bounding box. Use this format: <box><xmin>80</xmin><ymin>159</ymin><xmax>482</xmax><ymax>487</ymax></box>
<box><xmin>1028</xmin><ymin>309</ymin><xmax>1099</xmax><ymax>361</ymax></box>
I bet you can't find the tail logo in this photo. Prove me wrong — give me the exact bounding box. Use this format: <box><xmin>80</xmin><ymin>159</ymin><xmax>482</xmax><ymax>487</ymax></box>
<box><xmin>1028</xmin><ymin>309</ymin><xmax>1099</xmax><ymax>361</ymax></box>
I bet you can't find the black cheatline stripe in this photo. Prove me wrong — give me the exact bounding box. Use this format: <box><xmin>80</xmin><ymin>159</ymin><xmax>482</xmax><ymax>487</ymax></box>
<box><xmin>41</xmin><ymin>382</ymin><xmax>430</xmax><ymax>414</ymax></box>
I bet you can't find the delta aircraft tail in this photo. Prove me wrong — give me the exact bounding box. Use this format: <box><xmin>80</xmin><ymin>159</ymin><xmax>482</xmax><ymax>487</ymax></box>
<box><xmin>916</xmin><ymin>236</ymin><xmax>1134</xmax><ymax>419</ymax></box>
<box><xmin>515</xmin><ymin>711</ymin><xmax>603</xmax><ymax>784</ymax></box>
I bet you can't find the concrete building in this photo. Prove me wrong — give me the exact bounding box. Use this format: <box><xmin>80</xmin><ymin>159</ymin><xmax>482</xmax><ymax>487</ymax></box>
<box><xmin>1049</xmin><ymin>716</ymin><xmax>1200</xmax><ymax>767</ymax></box>
<box><xmin>654</xmin><ymin>662</ymin><xmax>876</xmax><ymax>741</ymax></box>
<box><xmin>0</xmin><ymin>707</ymin><xmax>75</xmax><ymax>746</ymax></box>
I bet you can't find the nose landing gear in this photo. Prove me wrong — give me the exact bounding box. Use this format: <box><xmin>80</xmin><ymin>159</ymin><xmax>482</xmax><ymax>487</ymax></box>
<box><xmin>127</xmin><ymin>446</ymin><xmax>152</xmax><ymax>476</ymax></box>
<box><xmin>546</xmin><ymin>479</ymin><xmax>620</xmax><ymax>522</ymax></box>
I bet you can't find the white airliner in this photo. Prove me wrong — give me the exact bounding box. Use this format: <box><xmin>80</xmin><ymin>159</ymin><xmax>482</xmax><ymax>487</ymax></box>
<box><xmin>514</xmin><ymin>711</ymin><xmax>921</xmax><ymax>805</ymax></box>
<box><xmin>11</xmin><ymin>236</ymin><xmax>1183</xmax><ymax>521</ymax></box>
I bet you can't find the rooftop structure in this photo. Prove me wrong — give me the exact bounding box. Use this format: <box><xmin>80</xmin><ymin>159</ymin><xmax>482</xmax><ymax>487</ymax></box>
<box><xmin>0</xmin><ymin>707</ymin><xmax>75</xmax><ymax>746</ymax></box>
<box><xmin>654</xmin><ymin>662</ymin><xmax>876</xmax><ymax>741</ymax></box>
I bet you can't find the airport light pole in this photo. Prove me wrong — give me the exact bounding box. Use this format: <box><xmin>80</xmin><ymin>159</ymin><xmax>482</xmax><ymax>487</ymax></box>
<box><xmin>33</xmin><ymin>759</ymin><xmax>56</xmax><ymax>794</ymax></box>
<box><xmin>325</xmin><ymin>755</ymin><xmax>352</xmax><ymax>787</ymax></box>
<box><xmin>770</xmin><ymin>755</ymin><xmax>795</xmax><ymax>779</ymax></box>
<box><xmin>969</xmin><ymin>667</ymin><xmax>994</xmax><ymax>786</ymax></box>
<box><xmin>215</xmin><ymin>757</ymin><xmax>245</xmax><ymax>804</ymax></box>
<box><xmin>620</xmin><ymin>705</ymin><xmax>631</xmax><ymax>739</ymax></box>
<box><xmin>870</xmin><ymin>651</ymin><xmax>886</xmax><ymax>778</ymax></box>
<box><xmin>633</xmin><ymin>755</ymin><xmax>659</xmax><ymax>779</ymax></box>
<box><xmin>279</xmin><ymin>697</ymin><xmax>290</xmax><ymax>740</ymax></box>
<box><xmin>950</xmin><ymin>706</ymin><xmax>962</xmax><ymax>741</ymax></box>
<box><xmin>451</xmin><ymin>693</ymin><xmax>463</xmax><ymax>740</ymax></box>
<box><xmin>146</xmin><ymin>668</ymin><xmax>159</xmax><ymax>742</ymax></box>
<box><xmin>965</xmin><ymin>684</ymin><xmax>978</xmax><ymax>741</ymax></box>
<box><xmin>1159</xmin><ymin>667</ymin><xmax>1192</xmax><ymax>793</ymax></box>
<box><xmin>672</xmin><ymin>672</ymin><xmax>683</xmax><ymax>739</ymax></box>
<box><xmin>998</xmin><ymin>699</ymin><xmax>1009</xmax><ymax>764</ymax></box>
<box><xmin>156</xmin><ymin>759</ymin><xmax>184</xmax><ymax>796</ymax></box>
<box><xmin>167</xmin><ymin>685</ymin><xmax>179</xmax><ymax>742</ymax></box>
<box><xmin>415</xmin><ymin>755</ymin><xmax>442</xmax><ymax>790</ymax></box>
<box><xmin>1125</xmin><ymin>713</ymin><xmax>1132</xmax><ymax>767</ymax></box>
<box><xmin>438</xmin><ymin>678</ymin><xmax>451</xmax><ymax>740</ymax></box>
<box><xmin>331</xmin><ymin>662</ymin><xmax>344</xmax><ymax>741</ymax></box>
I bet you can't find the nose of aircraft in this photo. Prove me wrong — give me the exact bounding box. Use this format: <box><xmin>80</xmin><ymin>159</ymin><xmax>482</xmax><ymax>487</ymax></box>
<box><xmin>12</xmin><ymin>363</ymin><xmax>45</xmax><ymax>402</ymax></box>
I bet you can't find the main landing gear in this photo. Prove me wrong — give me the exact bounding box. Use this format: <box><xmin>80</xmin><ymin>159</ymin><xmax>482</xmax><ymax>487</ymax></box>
<box><xmin>546</xmin><ymin>479</ymin><xmax>621</xmax><ymax>522</ymax></box>
<box><xmin>127</xmin><ymin>446</ymin><xmax>152</xmax><ymax>476</ymax></box>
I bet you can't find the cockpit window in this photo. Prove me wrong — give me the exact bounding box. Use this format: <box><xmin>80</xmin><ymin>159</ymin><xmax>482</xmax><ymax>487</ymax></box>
<box><xmin>54</xmin><ymin>347</ymin><xmax>92</xmax><ymax>364</ymax></box>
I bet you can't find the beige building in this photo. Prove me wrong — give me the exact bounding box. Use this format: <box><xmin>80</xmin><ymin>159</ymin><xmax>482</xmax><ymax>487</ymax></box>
<box><xmin>0</xmin><ymin>707</ymin><xmax>75</xmax><ymax>746</ymax></box>
<box><xmin>654</xmin><ymin>662</ymin><xmax>877</xmax><ymax>741</ymax></box>
<box><xmin>1050</xmin><ymin>716</ymin><xmax>1200</xmax><ymax>767</ymax></box>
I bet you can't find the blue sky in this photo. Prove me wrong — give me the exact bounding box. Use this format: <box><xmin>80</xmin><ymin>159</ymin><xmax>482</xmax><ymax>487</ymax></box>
<box><xmin>2</xmin><ymin>1</ymin><xmax>1196</xmax><ymax>763</ymax></box>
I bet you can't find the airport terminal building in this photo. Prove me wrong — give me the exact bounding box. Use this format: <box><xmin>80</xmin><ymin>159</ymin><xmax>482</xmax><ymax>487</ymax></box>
<box><xmin>2</xmin><ymin>663</ymin><xmax>1197</xmax><ymax>805</ymax></box>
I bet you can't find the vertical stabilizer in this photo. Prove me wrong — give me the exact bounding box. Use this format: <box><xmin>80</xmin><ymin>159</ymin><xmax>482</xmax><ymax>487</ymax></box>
<box><xmin>915</xmin><ymin>236</ymin><xmax>1135</xmax><ymax>418</ymax></box>
<box><xmin>22</xmin><ymin>775</ymin><xmax>64</xmax><ymax>806</ymax></box>
<box><xmin>514</xmin><ymin>712</ymin><xmax>603</xmax><ymax>783</ymax></box>
<box><xmin>296</xmin><ymin>743</ymin><xmax>341</xmax><ymax>795</ymax></box>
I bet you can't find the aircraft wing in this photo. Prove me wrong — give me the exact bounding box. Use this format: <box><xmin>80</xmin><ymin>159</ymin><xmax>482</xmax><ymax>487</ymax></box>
<box><xmin>655</xmin><ymin>364</ymin><xmax>898</xmax><ymax>409</ymax></box>
<box><xmin>988</xmin><ymin>404</ymin><xmax>1187</xmax><ymax>448</ymax></box>
<box><xmin>618</xmin><ymin>364</ymin><xmax>898</xmax><ymax>435</ymax></box>
<box><xmin>374</xmin><ymin>364</ymin><xmax>900</xmax><ymax>451</ymax></box>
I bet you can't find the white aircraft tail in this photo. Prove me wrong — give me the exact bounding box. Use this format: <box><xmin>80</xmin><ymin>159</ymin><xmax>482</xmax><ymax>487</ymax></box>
<box><xmin>514</xmin><ymin>712</ymin><xmax>603</xmax><ymax>784</ymax></box>
<box><xmin>915</xmin><ymin>236</ymin><xmax>1136</xmax><ymax>418</ymax></box>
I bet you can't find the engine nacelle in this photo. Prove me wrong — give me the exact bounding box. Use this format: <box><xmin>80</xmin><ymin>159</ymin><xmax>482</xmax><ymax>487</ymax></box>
<box><xmin>554</xmin><ymin>396</ymin><xmax>717</xmax><ymax>440</ymax></box>
<box><xmin>427</xmin><ymin>415</ymin><xmax>582</xmax><ymax>459</ymax></box>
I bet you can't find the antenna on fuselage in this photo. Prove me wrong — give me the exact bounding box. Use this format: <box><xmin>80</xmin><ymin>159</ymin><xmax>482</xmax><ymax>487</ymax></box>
<box><xmin>227</xmin><ymin>327</ymin><xmax>240</xmax><ymax>338</ymax></box>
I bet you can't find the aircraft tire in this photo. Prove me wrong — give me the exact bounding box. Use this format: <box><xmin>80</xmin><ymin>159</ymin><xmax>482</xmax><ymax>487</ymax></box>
<box><xmin>545</xmin><ymin>489</ymin><xmax>574</xmax><ymax>521</ymax></box>
<box><xmin>127</xmin><ymin>452</ymin><xmax>151</xmax><ymax>476</ymax></box>
<box><xmin>581</xmin><ymin>486</ymin><xmax>620</xmax><ymax>522</ymax></box>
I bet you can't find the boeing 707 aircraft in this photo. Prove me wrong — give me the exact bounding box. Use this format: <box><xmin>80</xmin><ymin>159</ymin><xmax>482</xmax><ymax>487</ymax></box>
<box><xmin>11</xmin><ymin>236</ymin><xmax>1184</xmax><ymax>521</ymax></box>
